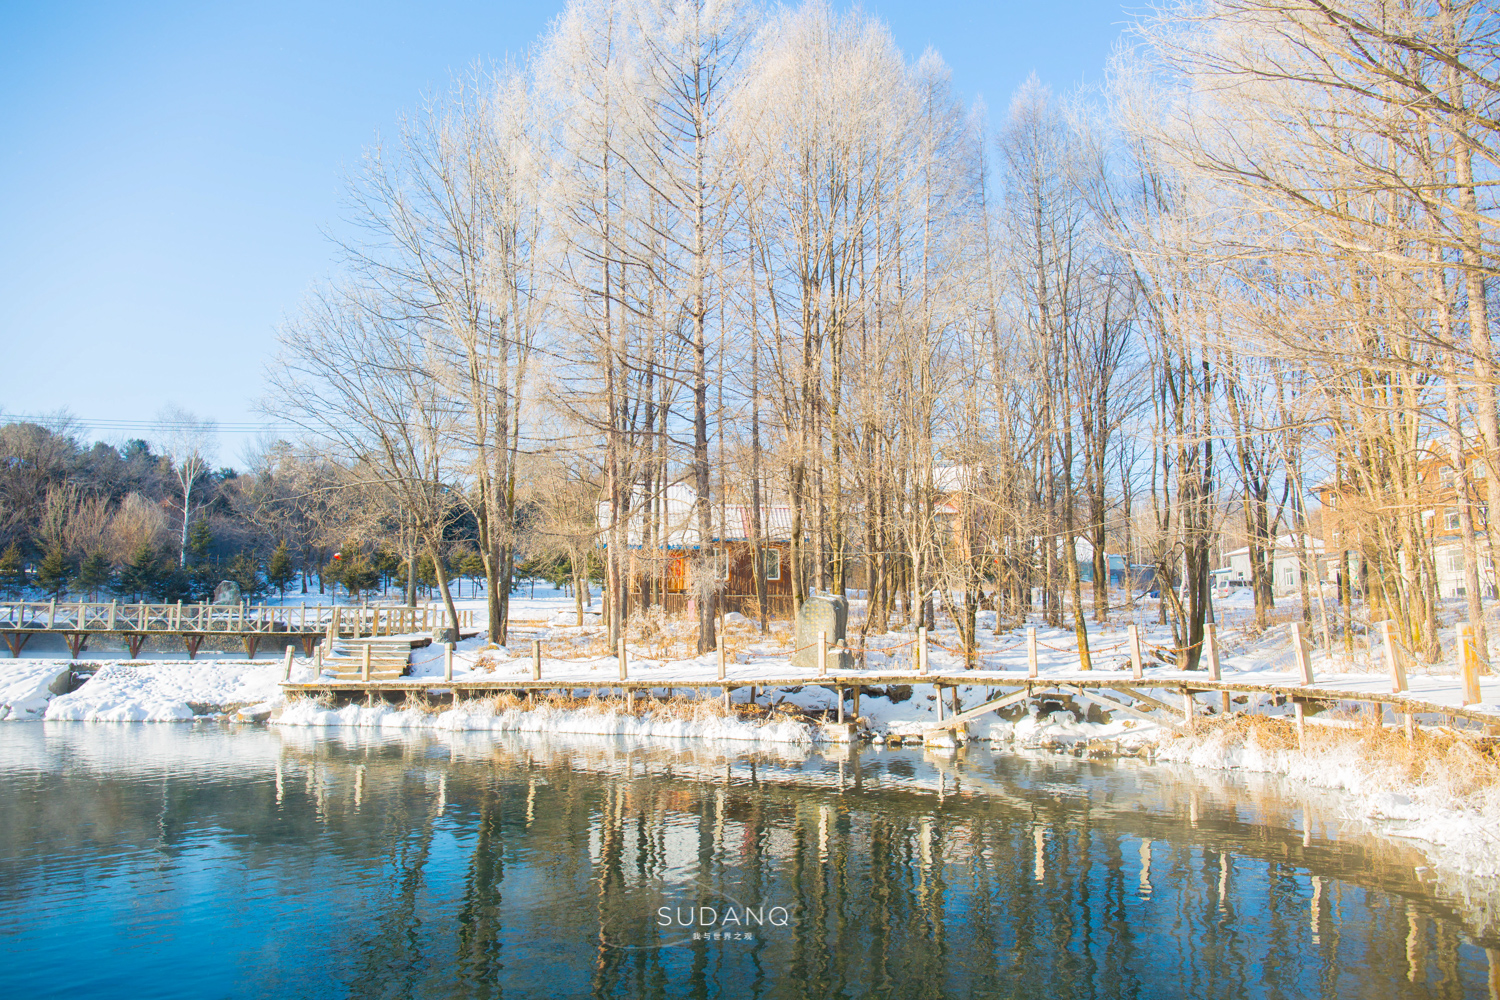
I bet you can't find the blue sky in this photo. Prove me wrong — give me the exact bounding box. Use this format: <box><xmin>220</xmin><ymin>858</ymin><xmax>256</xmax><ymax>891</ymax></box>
<box><xmin>0</xmin><ymin>0</ymin><xmax>1132</xmax><ymax>459</ymax></box>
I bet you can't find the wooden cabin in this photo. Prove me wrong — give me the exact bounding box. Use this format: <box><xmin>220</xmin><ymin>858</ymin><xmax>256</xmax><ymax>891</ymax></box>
<box><xmin>604</xmin><ymin>484</ymin><xmax>796</xmax><ymax>619</ymax></box>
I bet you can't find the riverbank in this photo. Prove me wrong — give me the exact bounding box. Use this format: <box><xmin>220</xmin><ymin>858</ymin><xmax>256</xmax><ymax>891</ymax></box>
<box><xmin>7</xmin><ymin>630</ymin><xmax>1500</xmax><ymax>888</ymax></box>
<box><xmin>1156</xmin><ymin>714</ymin><xmax>1500</xmax><ymax>881</ymax></box>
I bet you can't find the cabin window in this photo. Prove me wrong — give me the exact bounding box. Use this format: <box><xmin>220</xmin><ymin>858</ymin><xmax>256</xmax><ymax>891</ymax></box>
<box><xmin>762</xmin><ymin>547</ymin><xmax>781</xmax><ymax>581</ymax></box>
<box><xmin>1474</xmin><ymin>462</ymin><xmax>1488</xmax><ymax>480</ymax></box>
<box><xmin>1440</xmin><ymin>465</ymin><xmax>1456</xmax><ymax>487</ymax></box>
<box><xmin>1446</xmin><ymin>508</ymin><xmax>1462</xmax><ymax>532</ymax></box>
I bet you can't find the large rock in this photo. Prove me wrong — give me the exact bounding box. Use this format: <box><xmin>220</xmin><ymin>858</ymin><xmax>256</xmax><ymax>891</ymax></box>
<box><xmin>792</xmin><ymin>594</ymin><xmax>853</xmax><ymax>670</ymax></box>
<box><xmin>212</xmin><ymin>580</ymin><xmax>242</xmax><ymax>605</ymax></box>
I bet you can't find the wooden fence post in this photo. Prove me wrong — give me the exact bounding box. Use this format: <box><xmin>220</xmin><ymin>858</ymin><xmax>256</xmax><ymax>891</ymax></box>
<box><xmin>1027</xmin><ymin>627</ymin><xmax>1039</xmax><ymax>678</ymax></box>
<box><xmin>1381</xmin><ymin>620</ymin><xmax>1407</xmax><ymax>693</ymax></box>
<box><xmin>1128</xmin><ymin>624</ymin><xmax>1143</xmax><ymax>681</ymax></box>
<box><xmin>46</xmin><ymin>599</ymin><xmax>56</xmax><ymax>629</ymax></box>
<box><xmin>1290</xmin><ymin>621</ymin><xmax>1314</xmax><ymax>685</ymax></box>
<box><xmin>108</xmin><ymin>600</ymin><xmax>117</xmax><ymax>630</ymax></box>
<box><xmin>618</xmin><ymin>638</ymin><xmax>628</xmax><ymax>681</ymax></box>
<box><xmin>283</xmin><ymin>644</ymin><xmax>296</xmax><ymax>681</ymax></box>
<box><xmin>918</xmin><ymin>626</ymin><xmax>928</xmax><ymax>675</ymax></box>
<box><xmin>361</xmin><ymin>644</ymin><xmax>371</xmax><ymax>682</ymax></box>
<box><xmin>1183</xmin><ymin>689</ymin><xmax>1196</xmax><ymax>733</ymax></box>
<box><xmin>313</xmin><ymin>644</ymin><xmax>322</xmax><ymax>674</ymax></box>
<box><xmin>818</xmin><ymin>630</ymin><xmax>827</xmax><ymax>677</ymax></box>
<box><xmin>1460</xmin><ymin>622</ymin><xmax>1483</xmax><ymax>705</ymax></box>
<box><xmin>717</xmin><ymin>643</ymin><xmax>726</xmax><ymax>681</ymax></box>
<box><xmin>1205</xmin><ymin>623</ymin><xmax>1229</xmax><ymax>714</ymax></box>
<box><xmin>444</xmin><ymin>641</ymin><xmax>454</xmax><ymax>682</ymax></box>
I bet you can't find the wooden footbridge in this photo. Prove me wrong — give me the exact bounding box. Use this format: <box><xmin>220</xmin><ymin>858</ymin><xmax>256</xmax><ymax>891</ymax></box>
<box><xmin>0</xmin><ymin>600</ymin><xmax>477</xmax><ymax>659</ymax></box>
<box><xmin>279</xmin><ymin>625</ymin><xmax>1500</xmax><ymax>741</ymax></box>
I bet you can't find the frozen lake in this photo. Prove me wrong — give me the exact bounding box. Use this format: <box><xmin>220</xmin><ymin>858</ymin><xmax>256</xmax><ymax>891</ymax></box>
<box><xmin>0</xmin><ymin>724</ymin><xmax>1496</xmax><ymax>998</ymax></box>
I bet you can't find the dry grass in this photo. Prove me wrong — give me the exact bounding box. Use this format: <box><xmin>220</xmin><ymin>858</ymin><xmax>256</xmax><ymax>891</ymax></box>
<box><xmin>458</xmin><ymin>687</ymin><xmax>812</xmax><ymax>725</ymax></box>
<box><xmin>401</xmin><ymin>691</ymin><xmax>440</xmax><ymax>716</ymax></box>
<box><xmin>1178</xmin><ymin>713</ymin><xmax>1500</xmax><ymax>800</ymax></box>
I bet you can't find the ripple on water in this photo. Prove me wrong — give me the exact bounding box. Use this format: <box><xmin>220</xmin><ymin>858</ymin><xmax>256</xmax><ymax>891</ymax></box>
<box><xmin>0</xmin><ymin>722</ymin><xmax>1497</xmax><ymax>999</ymax></box>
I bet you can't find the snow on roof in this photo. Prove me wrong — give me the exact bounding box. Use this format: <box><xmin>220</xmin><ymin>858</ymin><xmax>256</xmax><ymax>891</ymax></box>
<box><xmin>596</xmin><ymin>483</ymin><xmax>793</xmax><ymax>547</ymax></box>
<box><xmin>1223</xmin><ymin>534</ymin><xmax>1326</xmax><ymax>559</ymax></box>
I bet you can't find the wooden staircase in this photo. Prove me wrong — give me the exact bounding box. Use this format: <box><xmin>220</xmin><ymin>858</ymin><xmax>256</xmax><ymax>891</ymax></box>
<box><xmin>321</xmin><ymin>638</ymin><xmax>412</xmax><ymax>681</ymax></box>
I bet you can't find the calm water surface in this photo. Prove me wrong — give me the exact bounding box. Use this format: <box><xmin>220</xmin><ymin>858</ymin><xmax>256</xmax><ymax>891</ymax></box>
<box><xmin>0</xmin><ymin>723</ymin><xmax>1497</xmax><ymax>999</ymax></box>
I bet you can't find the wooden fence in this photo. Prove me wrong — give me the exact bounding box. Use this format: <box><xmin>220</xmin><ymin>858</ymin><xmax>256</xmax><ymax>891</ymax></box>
<box><xmin>0</xmin><ymin>600</ymin><xmax>478</xmax><ymax>658</ymax></box>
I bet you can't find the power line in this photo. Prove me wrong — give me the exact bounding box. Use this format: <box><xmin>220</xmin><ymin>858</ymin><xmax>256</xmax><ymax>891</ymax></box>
<box><xmin>3</xmin><ymin>414</ymin><xmax>295</xmax><ymax>434</ymax></box>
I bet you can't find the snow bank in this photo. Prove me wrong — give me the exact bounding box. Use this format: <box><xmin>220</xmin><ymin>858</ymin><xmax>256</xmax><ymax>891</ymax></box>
<box><xmin>1156</xmin><ymin>723</ymin><xmax>1500</xmax><ymax>880</ymax></box>
<box><xmin>44</xmin><ymin>661</ymin><xmax>292</xmax><ymax>722</ymax></box>
<box><xmin>274</xmin><ymin>698</ymin><xmax>815</xmax><ymax>745</ymax></box>
<box><xmin>0</xmin><ymin>662</ymin><xmax>72</xmax><ymax>720</ymax></box>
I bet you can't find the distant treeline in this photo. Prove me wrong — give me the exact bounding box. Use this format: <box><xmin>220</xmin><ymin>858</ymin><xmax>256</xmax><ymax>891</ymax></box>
<box><xmin>0</xmin><ymin>419</ymin><xmax>575</xmax><ymax>604</ymax></box>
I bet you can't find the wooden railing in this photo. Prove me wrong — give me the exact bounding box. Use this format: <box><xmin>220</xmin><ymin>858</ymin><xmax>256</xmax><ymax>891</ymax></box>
<box><xmin>0</xmin><ymin>600</ymin><xmax>476</xmax><ymax>635</ymax></box>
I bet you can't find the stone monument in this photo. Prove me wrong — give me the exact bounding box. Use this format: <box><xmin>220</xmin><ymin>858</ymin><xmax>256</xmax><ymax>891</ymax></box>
<box><xmin>792</xmin><ymin>593</ymin><xmax>854</xmax><ymax>670</ymax></box>
<box><xmin>212</xmin><ymin>580</ymin><xmax>242</xmax><ymax>605</ymax></box>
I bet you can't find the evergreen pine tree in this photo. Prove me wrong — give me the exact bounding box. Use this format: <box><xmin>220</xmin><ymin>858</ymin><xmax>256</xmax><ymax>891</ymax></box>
<box><xmin>341</xmin><ymin>551</ymin><xmax>379</xmax><ymax>602</ymax></box>
<box><xmin>460</xmin><ymin>551</ymin><xmax>486</xmax><ymax>598</ymax></box>
<box><xmin>186</xmin><ymin>519</ymin><xmax>213</xmax><ymax>563</ymax></box>
<box><xmin>267</xmin><ymin>541</ymin><xmax>295</xmax><ymax>599</ymax></box>
<box><xmin>76</xmin><ymin>551</ymin><xmax>112</xmax><ymax>600</ymax></box>
<box><xmin>117</xmin><ymin>543</ymin><xmax>159</xmax><ymax>602</ymax></box>
<box><xmin>227</xmin><ymin>552</ymin><xmax>265</xmax><ymax>600</ymax></box>
<box><xmin>35</xmin><ymin>547</ymin><xmax>70</xmax><ymax>599</ymax></box>
<box><xmin>0</xmin><ymin>543</ymin><xmax>25</xmax><ymax>598</ymax></box>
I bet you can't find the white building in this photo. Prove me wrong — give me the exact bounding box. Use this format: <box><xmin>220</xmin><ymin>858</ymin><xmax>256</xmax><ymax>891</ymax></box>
<box><xmin>1217</xmin><ymin>535</ymin><xmax>1325</xmax><ymax>598</ymax></box>
<box><xmin>1427</xmin><ymin>542</ymin><xmax>1495</xmax><ymax>600</ymax></box>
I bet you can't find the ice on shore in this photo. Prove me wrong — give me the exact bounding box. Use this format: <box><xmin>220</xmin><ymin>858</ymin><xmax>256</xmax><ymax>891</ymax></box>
<box><xmin>274</xmin><ymin>698</ymin><xmax>817</xmax><ymax>744</ymax></box>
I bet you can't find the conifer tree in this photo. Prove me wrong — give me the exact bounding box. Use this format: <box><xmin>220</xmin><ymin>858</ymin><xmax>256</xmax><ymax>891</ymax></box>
<box><xmin>186</xmin><ymin>519</ymin><xmax>213</xmax><ymax>563</ymax></box>
<box><xmin>35</xmin><ymin>547</ymin><xmax>70</xmax><ymax>599</ymax></box>
<box><xmin>0</xmin><ymin>543</ymin><xmax>25</xmax><ymax>598</ymax></box>
<box><xmin>340</xmin><ymin>551</ymin><xmax>379</xmax><ymax>603</ymax></box>
<box><xmin>227</xmin><ymin>553</ymin><xmax>265</xmax><ymax>600</ymax></box>
<box><xmin>117</xmin><ymin>543</ymin><xmax>159</xmax><ymax>602</ymax></box>
<box><xmin>267</xmin><ymin>541</ymin><xmax>295</xmax><ymax>599</ymax></box>
<box><xmin>76</xmin><ymin>551</ymin><xmax>112</xmax><ymax>601</ymax></box>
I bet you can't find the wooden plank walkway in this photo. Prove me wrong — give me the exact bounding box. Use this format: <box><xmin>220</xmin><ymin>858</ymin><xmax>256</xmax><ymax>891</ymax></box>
<box><xmin>279</xmin><ymin>667</ymin><xmax>1500</xmax><ymax>733</ymax></box>
<box><xmin>0</xmin><ymin>599</ymin><xmax>476</xmax><ymax>659</ymax></box>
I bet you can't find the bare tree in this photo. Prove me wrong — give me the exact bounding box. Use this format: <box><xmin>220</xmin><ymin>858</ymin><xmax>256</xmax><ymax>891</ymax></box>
<box><xmin>155</xmin><ymin>405</ymin><xmax>217</xmax><ymax>567</ymax></box>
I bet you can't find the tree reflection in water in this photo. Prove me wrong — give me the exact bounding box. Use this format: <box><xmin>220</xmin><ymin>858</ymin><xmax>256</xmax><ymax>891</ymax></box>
<box><xmin>0</xmin><ymin>724</ymin><xmax>1496</xmax><ymax>999</ymax></box>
